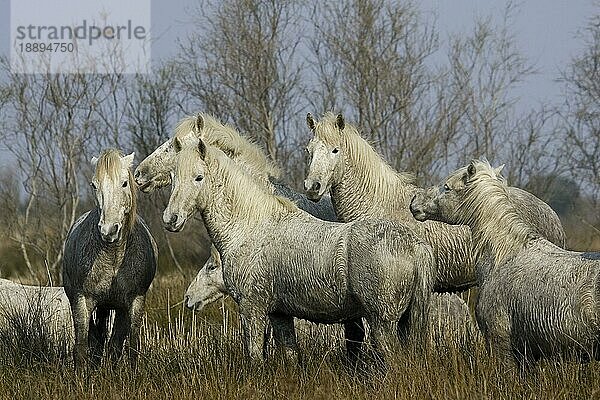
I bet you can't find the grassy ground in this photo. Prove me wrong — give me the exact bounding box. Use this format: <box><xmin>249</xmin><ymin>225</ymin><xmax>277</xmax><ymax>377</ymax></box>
<box><xmin>0</xmin><ymin>272</ymin><xmax>598</xmax><ymax>400</ymax></box>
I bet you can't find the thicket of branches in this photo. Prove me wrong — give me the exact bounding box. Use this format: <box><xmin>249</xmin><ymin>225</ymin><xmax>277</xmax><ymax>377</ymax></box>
<box><xmin>0</xmin><ymin>0</ymin><xmax>598</xmax><ymax>281</ymax></box>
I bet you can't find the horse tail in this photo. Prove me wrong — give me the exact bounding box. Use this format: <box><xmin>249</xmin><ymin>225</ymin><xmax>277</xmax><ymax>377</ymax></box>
<box><xmin>399</xmin><ymin>241</ymin><xmax>435</xmax><ymax>346</ymax></box>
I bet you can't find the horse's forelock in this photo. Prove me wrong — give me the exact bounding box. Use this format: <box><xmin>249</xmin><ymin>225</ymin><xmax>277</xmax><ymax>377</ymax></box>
<box><xmin>176</xmin><ymin>146</ymin><xmax>206</xmax><ymax>181</ymax></box>
<box><xmin>314</xmin><ymin>112</ymin><xmax>346</xmax><ymax>143</ymax></box>
<box><xmin>94</xmin><ymin>149</ymin><xmax>124</xmax><ymax>183</ymax></box>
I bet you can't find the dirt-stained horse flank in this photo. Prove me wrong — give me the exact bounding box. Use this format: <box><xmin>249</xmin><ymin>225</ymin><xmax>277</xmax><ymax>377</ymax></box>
<box><xmin>410</xmin><ymin>159</ymin><xmax>600</xmax><ymax>367</ymax></box>
<box><xmin>185</xmin><ymin>252</ymin><xmax>479</xmax><ymax>351</ymax></box>
<box><xmin>163</xmin><ymin>140</ymin><xmax>434</xmax><ymax>364</ymax></box>
<box><xmin>0</xmin><ymin>278</ymin><xmax>73</xmax><ymax>348</ymax></box>
<box><xmin>63</xmin><ymin>149</ymin><xmax>157</xmax><ymax>369</ymax></box>
<box><xmin>304</xmin><ymin>112</ymin><xmax>565</xmax><ymax>292</ymax></box>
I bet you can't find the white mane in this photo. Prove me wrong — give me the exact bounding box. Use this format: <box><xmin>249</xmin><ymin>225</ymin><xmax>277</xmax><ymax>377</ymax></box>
<box><xmin>458</xmin><ymin>159</ymin><xmax>537</xmax><ymax>265</ymax></box>
<box><xmin>315</xmin><ymin>112</ymin><xmax>415</xmax><ymax>197</ymax></box>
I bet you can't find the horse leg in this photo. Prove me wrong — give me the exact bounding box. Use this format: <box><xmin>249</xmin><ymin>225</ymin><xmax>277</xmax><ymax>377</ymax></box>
<box><xmin>344</xmin><ymin>318</ymin><xmax>365</xmax><ymax>363</ymax></box>
<box><xmin>70</xmin><ymin>294</ymin><xmax>95</xmax><ymax>370</ymax></box>
<box><xmin>485</xmin><ymin>331</ymin><xmax>519</xmax><ymax>371</ymax></box>
<box><xmin>107</xmin><ymin>308</ymin><xmax>130</xmax><ymax>363</ymax></box>
<box><xmin>269</xmin><ymin>314</ymin><xmax>298</xmax><ymax>364</ymax></box>
<box><xmin>88</xmin><ymin>306</ymin><xmax>109</xmax><ymax>366</ymax></box>
<box><xmin>368</xmin><ymin>318</ymin><xmax>400</xmax><ymax>366</ymax></box>
<box><xmin>126</xmin><ymin>295</ymin><xmax>146</xmax><ymax>368</ymax></box>
<box><xmin>239</xmin><ymin>307</ymin><xmax>268</xmax><ymax>362</ymax></box>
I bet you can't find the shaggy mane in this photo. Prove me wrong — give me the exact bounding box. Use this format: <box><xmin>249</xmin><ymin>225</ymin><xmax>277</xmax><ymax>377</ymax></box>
<box><xmin>93</xmin><ymin>148</ymin><xmax>137</xmax><ymax>235</ymax></box>
<box><xmin>315</xmin><ymin>112</ymin><xmax>415</xmax><ymax>193</ymax></box>
<box><xmin>177</xmin><ymin>145</ymin><xmax>297</xmax><ymax>221</ymax></box>
<box><xmin>174</xmin><ymin>114</ymin><xmax>281</xmax><ymax>182</ymax></box>
<box><xmin>457</xmin><ymin>159</ymin><xmax>537</xmax><ymax>265</ymax></box>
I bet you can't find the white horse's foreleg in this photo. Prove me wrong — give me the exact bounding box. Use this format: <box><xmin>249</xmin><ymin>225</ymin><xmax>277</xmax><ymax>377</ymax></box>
<box><xmin>71</xmin><ymin>294</ymin><xmax>95</xmax><ymax>370</ymax></box>
<box><xmin>239</xmin><ymin>308</ymin><xmax>268</xmax><ymax>362</ymax></box>
<box><xmin>486</xmin><ymin>332</ymin><xmax>519</xmax><ymax>371</ymax></box>
<box><xmin>369</xmin><ymin>319</ymin><xmax>400</xmax><ymax>365</ymax></box>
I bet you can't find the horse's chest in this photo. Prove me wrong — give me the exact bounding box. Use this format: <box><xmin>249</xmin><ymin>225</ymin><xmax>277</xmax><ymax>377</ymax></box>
<box><xmin>83</xmin><ymin>250</ymin><xmax>130</xmax><ymax>302</ymax></box>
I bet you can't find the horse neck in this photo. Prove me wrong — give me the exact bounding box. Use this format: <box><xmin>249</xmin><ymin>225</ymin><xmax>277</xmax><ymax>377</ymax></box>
<box><xmin>203</xmin><ymin>120</ymin><xmax>279</xmax><ymax>180</ymax></box>
<box><xmin>230</xmin><ymin>157</ymin><xmax>274</xmax><ymax>191</ymax></box>
<box><xmin>331</xmin><ymin>136</ymin><xmax>417</xmax><ymax>221</ymax></box>
<box><xmin>463</xmin><ymin>180</ymin><xmax>534</xmax><ymax>268</ymax></box>
<box><xmin>199</xmin><ymin>158</ymin><xmax>290</xmax><ymax>253</ymax></box>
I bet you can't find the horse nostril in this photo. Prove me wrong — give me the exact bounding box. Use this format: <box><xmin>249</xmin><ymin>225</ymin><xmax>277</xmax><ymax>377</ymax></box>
<box><xmin>409</xmin><ymin>195</ymin><xmax>418</xmax><ymax>210</ymax></box>
<box><xmin>110</xmin><ymin>224</ymin><xmax>119</xmax><ymax>235</ymax></box>
<box><xmin>169</xmin><ymin>214</ymin><xmax>178</xmax><ymax>225</ymax></box>
<box><xmin>134</xmin><ymin>170</ymin><xmax>141</xmax><ymax>179</ymax></box>
<box><xmin>311</xmin><ymin>181</ymin><xmax>321</xmax><ymax>192</ymax></box>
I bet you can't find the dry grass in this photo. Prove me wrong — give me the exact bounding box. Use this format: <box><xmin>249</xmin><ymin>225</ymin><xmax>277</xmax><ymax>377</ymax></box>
<box><xmin>0</xmin><ymin>272</ymin><xmax>598</xmax><ymax>400</ymax></box>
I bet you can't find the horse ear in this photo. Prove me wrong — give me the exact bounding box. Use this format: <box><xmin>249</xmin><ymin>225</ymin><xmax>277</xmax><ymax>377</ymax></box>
<box><xmin>467</xmin><ymin>161</ymin><xmax>476</xmax><ymax>177</ymax></box>
<box><xmin>173</xmin><ymin>137</ymin><xmax>183</xmax><ymax>153</ymax></box>
<box><xmin>336</xmin><ymin>114</ymin><xmax>345</xmax><ymax>131</ymax></box>
<box><xmin>306</xmin><ymin>113</ymin><xmax>316</xmax><ymax>131</ymax></box>
<box><xmin>194</xmin><ymin>113</ymin><xmax>204</xmax><ymax>135</ymax></box>
<box><xmin>198</xmin><ymin>138</ymin><xmax>207</xmax><ymax>160</ymax></box>
<box><xmin>494</xmin><ymin>164</ymin><xmax>505</xmax><ymax>176</ymax></box>
<box><xmin>90</xmin><ymin>156</ymin><xmax>99</xmax><ymax>166</ymax></box>
<box><xmin>122</xmin><ymin>152</ymin><xmax>135</xmax><ymax>168</ymax></box>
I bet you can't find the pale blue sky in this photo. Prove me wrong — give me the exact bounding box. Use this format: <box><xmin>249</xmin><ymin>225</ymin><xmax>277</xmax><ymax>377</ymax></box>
<box><xmin>421</xmin><ymin>0</ymin><xmax>597</xmax><ymax>105</ymax></box>
<box><xmin>2</xmin><ymin>0</ymin><xmax>596</xmax><ymax>170</ymax></box>
<box><xmin>0</xmin><ymin>0</ymin><xmax>597</xmax><ymax>108</ymax></box>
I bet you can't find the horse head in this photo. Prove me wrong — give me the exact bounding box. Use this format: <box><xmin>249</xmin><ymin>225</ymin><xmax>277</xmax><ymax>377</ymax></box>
<box><xmin>91</xmin><ymin>150</ymin><xmax>136</xmax><ymax>243</ymax></box>
<box><xmin>304</xmin><ymin>113</ymin><xmax>346</xmax><ymax>202</ymax></box>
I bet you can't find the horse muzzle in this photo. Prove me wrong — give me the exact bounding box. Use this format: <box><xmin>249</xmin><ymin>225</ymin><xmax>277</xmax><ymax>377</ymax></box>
<box><xmin>304</xmin><ymin>179</ymin><xmax>324</xmax><ymax>202</ymax></box>
<box><xmin>99</xmin><ymin>222</ymin><xmax>121</xmax><ymax>243</ymax></box>
<box><xmin>163</xmin><ymin>212</ymin><xmax>186</xmax><ymax>232</ymax></box>
<box><xmin>409</xmin><ymin>195</ymin><xmax>428</xmax><ymax>222</ymax></box>
<box><xmin>136</xmin><ymin>177</ymin><xmax>157</xmax><ymax>193</ymax></box>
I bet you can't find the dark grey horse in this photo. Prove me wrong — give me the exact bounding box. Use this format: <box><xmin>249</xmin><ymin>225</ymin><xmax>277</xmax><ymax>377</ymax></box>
<box><xmin>63</xmin><ymin>149</ymin><xmax>157</xmax><ymax>368</ymax></box>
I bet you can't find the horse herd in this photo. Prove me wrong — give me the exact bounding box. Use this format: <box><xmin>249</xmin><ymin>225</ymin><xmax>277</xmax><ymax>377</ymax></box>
<box><xmin>3</xmin><ymin>112</ymin><xmax>599</xmax><ymax>372</ymax></box>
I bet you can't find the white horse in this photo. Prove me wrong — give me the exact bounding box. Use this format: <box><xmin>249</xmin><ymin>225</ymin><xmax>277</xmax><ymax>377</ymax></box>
<box><xmin>0</xmin><ymin>278</ymin><xmax>73</xmax><ymax>347</ymax></box>
<box><xmin>410</xmin><ymin>159</ymin><xmax>600</xmax><ymax>368</ymax></box>
<box><xmin>135</xmin><ymin>114</ymin><xmax>377</xmax><ymax>359</ymax></box>
<box><xmin>304</xmin><ymin>113</ymin><xmax>566</xmax><ymax>292</ymax></box>
<box><xmin>163</xmin><ymin>139</ymin><xmax>434</xmax><ymax>364</ymax></box>
<box><xmin>184</xmin><ymin>259</ymin><xmax>479</xmax><ymax>351</ymax></box>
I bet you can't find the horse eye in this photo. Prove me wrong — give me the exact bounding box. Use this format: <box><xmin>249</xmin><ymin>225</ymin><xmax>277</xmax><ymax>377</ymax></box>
<box><xmin>443</xmin><ymin>184</ymin><xmax>451</xmax><ymax>191</ymax></box>
<box><xmin>90</xmin><ymin>182</ymin><xmax>97</xmax><ymax>190</ymax></box>
<box><xmin>195</xmin><ymin>175</ymin><xmax>203</xmax><ymax>182</ymax></box>
<box><xmin>122</xmin><ymin>181</ymin><xmax>128</xmax><ymax>188</ymax></box>
<box><xmin>332</xmin><ymin>148</ymin><xmax>339</xmax><ymax>154</ymax></box>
